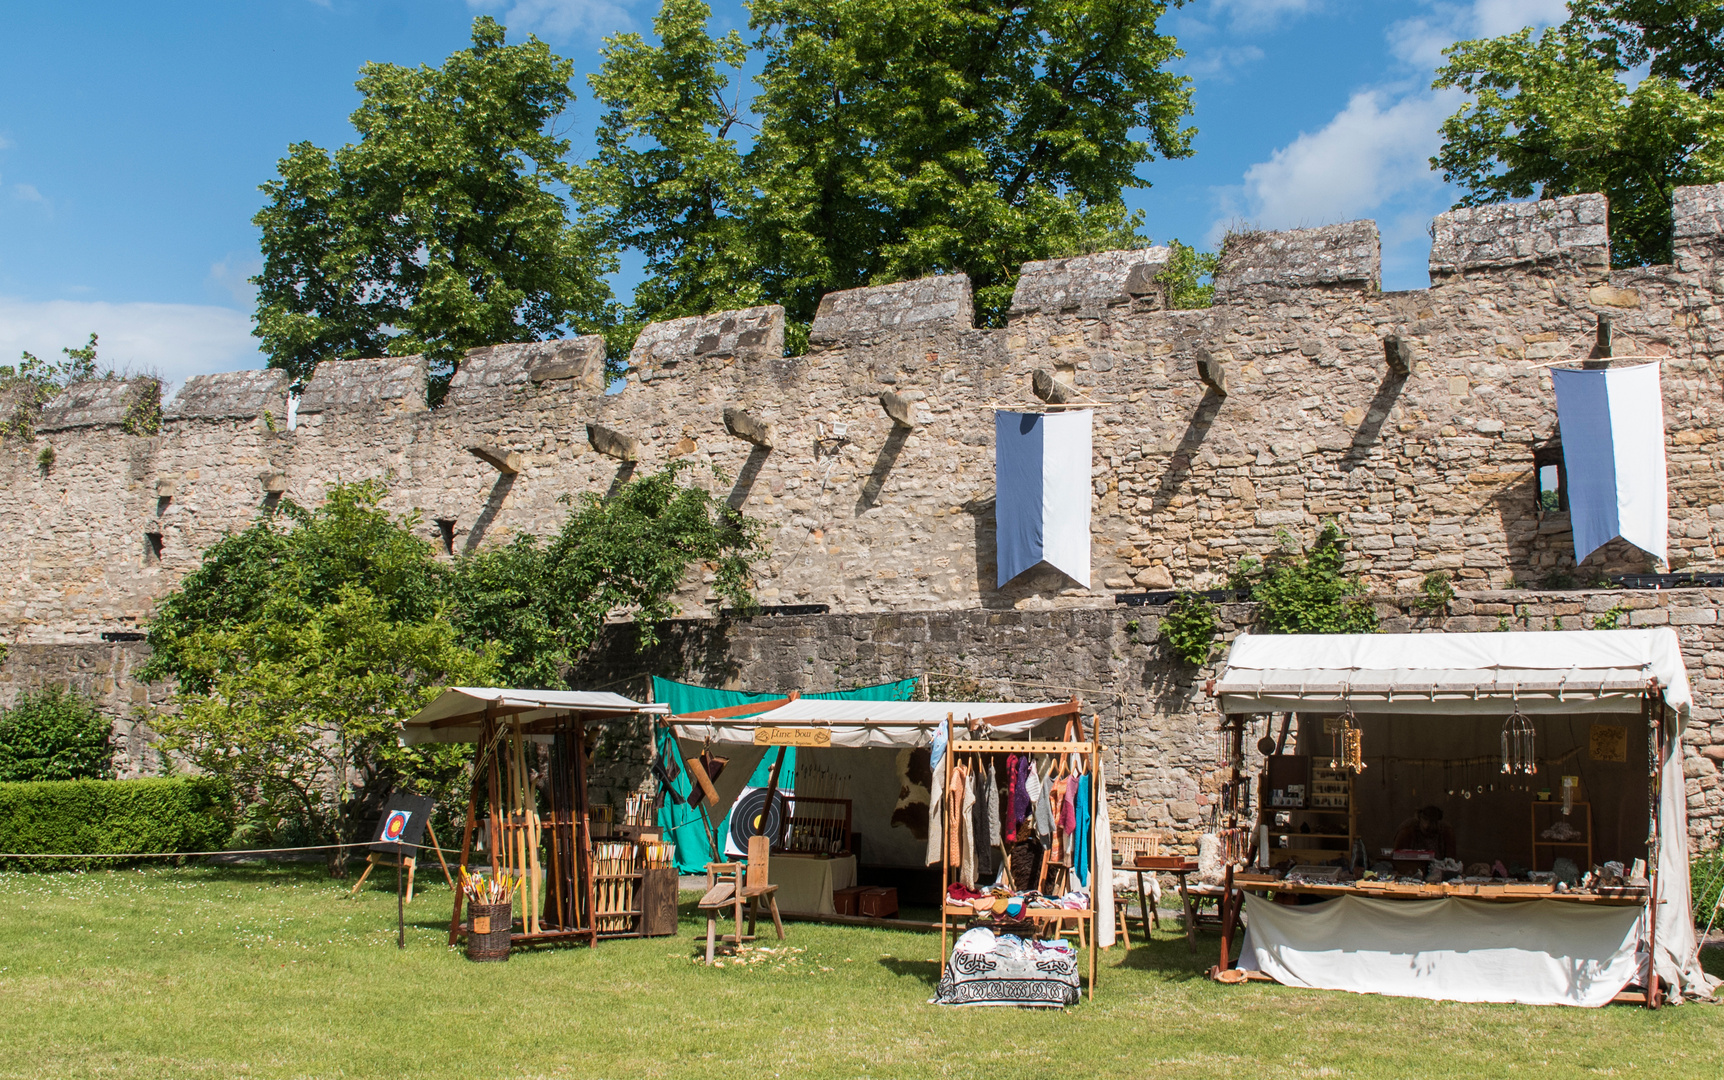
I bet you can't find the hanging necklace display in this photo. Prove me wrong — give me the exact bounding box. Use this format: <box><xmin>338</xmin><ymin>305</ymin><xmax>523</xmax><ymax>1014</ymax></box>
<box><xmin>1501</xmin><ymin>705</ymin><xmax>1537</xmax><ymax>780</ymax></box>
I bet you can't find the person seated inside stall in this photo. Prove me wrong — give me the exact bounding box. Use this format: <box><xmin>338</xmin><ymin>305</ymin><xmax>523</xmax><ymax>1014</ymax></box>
<box><xmin>1391</xmin><ymin>805</ymin><xmax>1457</xmax><ymax>859</ymax></box>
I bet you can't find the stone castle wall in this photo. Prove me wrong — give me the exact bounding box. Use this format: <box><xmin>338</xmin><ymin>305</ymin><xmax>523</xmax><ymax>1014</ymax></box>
<box><xmin>7</xmin><ymin>188</ymin><xmax>1724</xmax><ymax>640</ymax></box>
<box><xmin>4</xmin><ymin>187</ymin><xmax>1724</xmax><ymax>852</ymax></box>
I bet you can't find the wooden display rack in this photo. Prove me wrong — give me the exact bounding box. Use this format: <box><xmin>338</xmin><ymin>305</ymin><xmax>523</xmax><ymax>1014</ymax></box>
<box><xmin>938</xmin><ymin>704</ymin><xmax>1101</xmax><ymax>1000</ymax></box>
<box><xmin>1260</xmin><ymin>755</ymin><xmax>1356</xmax><ymax>867</ymax></box>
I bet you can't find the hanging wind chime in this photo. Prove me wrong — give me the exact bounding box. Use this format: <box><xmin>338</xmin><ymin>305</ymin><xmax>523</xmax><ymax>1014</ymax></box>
<box><xmin>1501</xmin><ymin>707</ymin><xmax>1538</xmax><ymax>784</ymax></box>
<box><xmin>1329</xmin><ymin>705</ymin><xmax>1366</xmax><ymax>774</ymax></box>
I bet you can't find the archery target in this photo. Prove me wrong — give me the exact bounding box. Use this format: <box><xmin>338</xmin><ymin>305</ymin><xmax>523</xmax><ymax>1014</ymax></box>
<box><xmin>381</xmin><ymin>810</ymin><xmax>411</xmax><ymax>843</ymax></box>
<box><xmin>724</xmin><ymin>785</ymin><xmax>793</xmax><ymax>857</ymax></box>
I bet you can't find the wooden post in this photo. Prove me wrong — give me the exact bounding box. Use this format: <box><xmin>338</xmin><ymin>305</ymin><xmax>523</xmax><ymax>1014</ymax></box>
<box><xmin>1218</xmin><ymin>713</ymin><xmax>1242</xmax><ymax>973</ymax></box>
<box><xmin>397</xmin><ymin>853</ymin><xmax>405</xmax><ymax>949</ymax></box>
<box><xmin>939</xmin><ymin>714</ymin><xmax>953</xmax><ymax>965</ymax></box>
<box><xmin>762</xmin><ymin>744</ymin><xmax>789</xmax><ymax>850</ymax></box>
<box><xmin>1088</xmin><ymin>718</ymin><xmax>1098</xmax><ymax>999</ymax></box>
<box><xmin>574</xmin><ymin>718</ymin><xmax>597</xmax><ymax>947</ymax></box>
<box><xmin>446</xmin><ymin>716</ymin><xmax>489</xmax><ymax>946</ymax></box>
<box><xmin>1644</xmin><ymin>689</ymin><xmax>1663</xmax><ymax>1009</ymax></box>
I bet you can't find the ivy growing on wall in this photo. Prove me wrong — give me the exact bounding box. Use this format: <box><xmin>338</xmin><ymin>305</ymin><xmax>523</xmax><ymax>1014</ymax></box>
<box><xmin>1230</xmin><ymin>522</ymin><xmax>1380</xmax><ymax>635</ymax></box>
<box><xmin>1160</xmin><ymin>592</ymin><xmax>1219</xmax><ymax>666</ymax></box>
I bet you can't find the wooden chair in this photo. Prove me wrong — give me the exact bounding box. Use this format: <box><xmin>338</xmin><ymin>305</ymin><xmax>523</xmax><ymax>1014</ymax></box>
<box><xmin>1114</xmin><ymin>832</ymin><xmax>1170</xmax><ymax>946</ymax></box>
<box><xmin>696</xmin><ymin>836</ymin><xmax>785</xmax><ymax>964</ymax></box>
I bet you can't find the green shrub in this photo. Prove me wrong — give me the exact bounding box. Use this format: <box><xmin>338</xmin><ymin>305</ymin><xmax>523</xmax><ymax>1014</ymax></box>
<box><xmin>1161</xmin><ymin>593</ymin><xmax>1219</xmax><ymax>666</ymax></box>
<box><xmin>1230</xmin><ymin>522</ymin><xmax>1379</xmax><ymax>635</ymax></box>
<box><xmin>0</xmin><ymin>687</ymin><xmax>116</xmax><ymax>781</ymax></box>
<box><xmin>1695</xmin><ymin>848</ymin><xmax>1724</xmax><ymax>931</ymax></box>
<box><xmin>0</xmin><ymin>777</ymin><xmax>233</xmax><ymax>868</ymax></box>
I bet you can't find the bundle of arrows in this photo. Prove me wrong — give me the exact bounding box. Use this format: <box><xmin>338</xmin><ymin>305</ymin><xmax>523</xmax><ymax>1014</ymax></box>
<box><xmin>594</xmin><ymin>841</ymin><xmax>637</xmax><ymax>932</ymax></box>
<box><xmin>459</xmin><ymin>866</ymin><xmax>518</xmax><ymax>905</ymax></box>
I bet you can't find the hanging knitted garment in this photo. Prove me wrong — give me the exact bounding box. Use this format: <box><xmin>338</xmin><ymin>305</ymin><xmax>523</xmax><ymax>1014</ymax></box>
<box><xmin>1074</xmin><ymin>773</ymin><xmax>1093</xmax><ymax>887</ymax></box>
<box><xmin>1033</xmin><ymin>758</ymin><xmax>1054</xmax><ymax>838</ymax></box>
<box><xmin>1002</xmin><ymin>753</ymin><xmax>1020</xmax><ymax>843</ymax></box>
<box><xmin>1010</xmin><ymin>753</ymin><xmax>1033</xmax><ymax>838</ymax></box>
<box><xmin>959</xmin><ymin>766</ymin><xmax>978</xmax><ymax>888</ymax></box>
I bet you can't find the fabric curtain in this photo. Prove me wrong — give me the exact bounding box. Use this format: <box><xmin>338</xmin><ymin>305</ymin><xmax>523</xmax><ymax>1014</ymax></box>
<box><xmin>994</xmin><ymin>410</ymin><xmax>1093</xmax><ymax>586</ymax></box>
<box><xmin>650</xmin><ymin>677</ymin><xmax>918</xmax><ymax>870</ymax></box>
<box><xmin>1550</xmin><ymin>363</ymin><xmax>1668</xmax><ymax>564</ymax></box>
<box><xmin>1238</xmin><ymin>893</ymin><xmax>1644</xmax><ymax>1007</ymax></box>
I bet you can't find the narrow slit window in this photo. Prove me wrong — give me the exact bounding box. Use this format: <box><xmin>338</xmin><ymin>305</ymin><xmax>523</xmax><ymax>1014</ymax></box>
<box><xmin>144</xmin><ymin>532</ymin><xmax>164</xmax><ymax>565</ymax></box>
<box><xmin>1533</xmin><ymin>443</ymin><xmax>1567</xmax><ymax>513</ymax></box>
<box><xmin>435</xmin><ymin>519</ymin><xmax>456</xmax><ymax>556</ymax></box>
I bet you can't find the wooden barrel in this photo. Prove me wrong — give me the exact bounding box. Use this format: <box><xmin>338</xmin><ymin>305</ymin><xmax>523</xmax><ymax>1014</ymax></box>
<box><xmin>466</xmin><ymin>901</ymin><xmax>513</xmax><ymax>962</ymax></box>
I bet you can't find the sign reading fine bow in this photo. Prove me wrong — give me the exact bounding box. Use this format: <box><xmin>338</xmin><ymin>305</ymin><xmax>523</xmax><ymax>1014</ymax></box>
<box><xmin>994</xmin><ymin>410</ymin><xmax>1093</xmax><ymax>587</ymax></box>
<box><xmin>1549</xmin><ymin>363</ymin><xmax>1669</xmax><ymax>565</ymax></box>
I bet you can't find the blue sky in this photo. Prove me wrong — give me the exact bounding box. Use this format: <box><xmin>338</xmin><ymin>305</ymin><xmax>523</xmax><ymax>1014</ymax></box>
<box><xmin>0</xmin><ymin>0</ymin><xmax>1571</xmax><ymax>388</ymax></box>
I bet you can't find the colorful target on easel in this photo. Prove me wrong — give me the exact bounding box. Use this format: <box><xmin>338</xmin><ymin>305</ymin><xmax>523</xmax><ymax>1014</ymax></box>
<box><xmin>381</xmin><ymin>810</ymin><xmax>412</xmax><ymax>844</ymax></box>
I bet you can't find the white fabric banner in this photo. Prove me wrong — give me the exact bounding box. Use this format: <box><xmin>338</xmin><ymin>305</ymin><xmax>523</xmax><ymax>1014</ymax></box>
<box><xmin>1550</xmin><ymin>363</ymin><xmax>1669</xmax><ymax>564</ymax></box>
<box><xmin>1238</xmin><ymin>893</ymin><xmax>1643</xmax><ymax>1007</ymax></box>
<box><xmin>994</xmin><ymin>410</ymin><xmax>1092</xmax><ymax>586</ymax></box>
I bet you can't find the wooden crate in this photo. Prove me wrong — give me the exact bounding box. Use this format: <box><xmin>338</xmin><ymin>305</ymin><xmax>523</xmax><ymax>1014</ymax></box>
<box><xmin>833</xmin><ymin>886</ymin><xmax>867</xmax><ymax>916</ymax></box>
<box><xmin>638</xmin><ymin>866</ymin><xmax>679</xmax><ymax>937</ymax></box>
<box><xmin>858</xmin><ymin>887</ymin><xmax>899</xmax><ymax>918</ymax></box>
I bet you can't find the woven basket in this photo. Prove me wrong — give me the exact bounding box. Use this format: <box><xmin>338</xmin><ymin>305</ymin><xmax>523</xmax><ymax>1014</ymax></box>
<box><xmin>466</xmin><ymin>901</ymin><xmax>513</xmax><ymax>962</ymax></box>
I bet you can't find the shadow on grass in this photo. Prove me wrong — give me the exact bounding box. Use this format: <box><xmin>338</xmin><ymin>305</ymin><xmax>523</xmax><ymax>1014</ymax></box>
<box><xmin>1112</xmin><ymin>933</ymin><xmax>1225</xmax><ymax>982</ymax></box>
<box><xmin>878</xmin><ymin>957</ymin><xmax>942</xmax><ymax>987</ymax></box>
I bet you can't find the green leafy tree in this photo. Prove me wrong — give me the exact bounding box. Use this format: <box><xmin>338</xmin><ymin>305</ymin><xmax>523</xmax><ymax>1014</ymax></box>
<box><xmin>590</xmin><ymin>0</ymin><xmax>1195</xmax><ymax>330</ymax></box>
<box><xmin>453</xmin><ymin>460</ymin><xmax>765</xmax><ymax>687</ymax></box>
<box><xmin>252</xmin><ymin>17</ymin><xmax>615</xmax><ymax>398</ymax></box>
<box><xmin>1</xmin><ymin>334</ymin><xmax>101</xmax><ymax>439</ymax></box>
<box><xmin>587</xmin><ymin>0</ymin><xmax>764</xmax><ymax>329</ymax></box>
<box><xmin>1434</xmin><ymin>0</ymin><xmax>1724</xmax><ymax>267</ymax></box>
<box><xmin>144</xmin><ymin>483</ymin><xmax>494</xmax><ymax>859</ymax></box>
<box><xmin>1155</xmin><ymin>239</ymin><xmax>1219</xmax><ymax>309</ymax></box>
<box><xmin>1231</xmin><ymin>523</ymin><xmax>1380</xmax><ymax>635</ymax></box>
<box><xmin>0</xmin><ymin>687</ymin><xmax>116</xmax><ymax>782</ymax></box>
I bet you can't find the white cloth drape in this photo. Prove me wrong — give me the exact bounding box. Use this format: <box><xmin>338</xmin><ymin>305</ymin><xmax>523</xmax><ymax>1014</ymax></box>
<box><xmin>995</xmin><ymin>409</ymin><xmax>1093</xmax><ymax>586</ymax></box>
<box><xmin>1550</xmin><ymin>363</ymin><xmax>1668</xmax><ymax>564</ymax></box>
<box><xmin>1095</xmin><ymin>759</ymin><xmax>1116</xmax><ymax>948</ymax></box>
<box><xmin>1238</xmin><ymin>893</ymin><xmax>1644</xmax><ymax>1007</ymax></box>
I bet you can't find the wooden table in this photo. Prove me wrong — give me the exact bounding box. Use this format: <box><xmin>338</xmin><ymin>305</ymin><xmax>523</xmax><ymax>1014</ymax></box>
<box><xmin>1125</xmin><ymin>859</ymin><xmax>1204</xmax><ymax>951</ymax></box>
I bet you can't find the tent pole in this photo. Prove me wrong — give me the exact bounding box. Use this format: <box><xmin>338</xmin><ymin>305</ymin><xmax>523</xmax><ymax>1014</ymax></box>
<box><xmin>447</xmin><ymin>736</ymin><xmax>484</xmax><ymax>946</ymax></box>
<box><xmin>940</xmin><ymin>713</ymin><xmax>953</xmax><ymax>966</ymax></box>
<box><xmin>1218</xmin><ymin>713</ymin><xmax>1242</xmax><ymax>974</ymax></box>
<box><xmin>1644</xmin><ymin>688</ymin><xmax>1663</xmax><ymax>1009</ymax></box>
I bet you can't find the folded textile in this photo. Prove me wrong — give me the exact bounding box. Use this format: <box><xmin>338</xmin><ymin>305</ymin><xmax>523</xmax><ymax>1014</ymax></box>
<box><xmin>933</xmin><ymin>925</ymin><xmax>1080</xmax><ymax>1008</ymax></box>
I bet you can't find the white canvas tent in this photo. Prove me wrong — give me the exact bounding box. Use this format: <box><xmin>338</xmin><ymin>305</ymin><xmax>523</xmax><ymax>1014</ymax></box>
<box><xmin>1212</xmin><ymin>628</ymin><xmax>1716</xmax><ymax>1006</ymax></box>
<box><xmin>670</xmin><ymin>697</ymin><xmax>1118</xmax><ymax>949</ymax></box>
<box><xmin>401</xmin><ymin>687</ymin><xmax>668</xmax><ymax>745</ymax></box>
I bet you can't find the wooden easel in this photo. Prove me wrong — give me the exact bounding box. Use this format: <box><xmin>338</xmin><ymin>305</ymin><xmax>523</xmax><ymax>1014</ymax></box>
<box><xmin>350</xmin><ymin>821</ymin><xmax>456</xmax><ymax>903</ymax></box>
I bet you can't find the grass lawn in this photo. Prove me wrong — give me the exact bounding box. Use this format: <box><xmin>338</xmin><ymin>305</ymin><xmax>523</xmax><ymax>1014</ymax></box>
<box><xmin>0</xmin><ymin>865</ymin><xmax>1718</xmax><ymax>1080</ymax></box>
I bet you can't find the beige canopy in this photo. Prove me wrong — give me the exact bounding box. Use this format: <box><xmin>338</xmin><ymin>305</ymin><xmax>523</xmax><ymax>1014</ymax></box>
<box><xmin>400</xmin><ymin>687</ymin><xmax>668</xmax><ymax>745</ymax></box>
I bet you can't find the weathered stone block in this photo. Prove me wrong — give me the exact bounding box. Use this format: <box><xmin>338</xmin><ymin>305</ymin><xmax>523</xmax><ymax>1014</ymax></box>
<box><xmin>810</xmin><ymin>275</ymin><xmax>971</xmax><ymax>345</ymax></box>
<box><xmin>722</xmin><ymin>407</ymin><xmax>776</xmax><ymax>449</ymax></box>
<box><xmin>587</xmin><ymin>423</ymin><xmax>640</xmax><ymax>461</ymax></box>
<box><xmin>164</xmin><ymin>369</ymin><xmax>290</xmax><ymax>422</ymax></box>
<box><xmin>297</xmin><ymin>356</ymin><xmax>427</xmax><ymax>414</ymax></box>
<box><xmin>1214</xmin><ymin>221</ymin><xmax>1380</xmax><ymax>299</ymax></box>
<box><xmin>629</xmin><ymin>305</ymin><xmax>784</xmax><ymax>376</ymax></box>
<box><xmin>1010</xmin><ymin>247</ymin><xmax>1169</xmax><ymax>317</ymax></box>
<box><xmin>1429</xmin><ymin>194</ymin><xmax>1609</xmax><ymax>276</ymax></box>
<box><xmin>38</xmin><ymin>379</ymin><xmax>160</xmax><ymax>432</ymax></box>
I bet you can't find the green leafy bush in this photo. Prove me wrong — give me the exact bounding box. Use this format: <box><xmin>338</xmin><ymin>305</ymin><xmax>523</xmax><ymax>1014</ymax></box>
<box><xmin>1161</xmin><ymin>593</ymin><xmax>1219</xmax><ymax>666</ymax></box>
<box><xmin>0</xmin><ymin>687</ymin><xmax>116</xmax><ymax>782</ymax></box>
<box><xmin>1695</xmin><ymin>847</ymin><xmax>1724</xmax><ymax>931</ymax></box>
<box><xmin>0</xmin><ymin>777</ymin><xmax>232</xmax><ymax>868</ymax></box>
<box><xmin>1415</xmin><ymin>571</ymin><xmax>1455</xmax><ymax>614</ymax></box>
<box><xmin>1231</xmin><ymin>523</ymin><xmax>1380</xmax><ymax>635</ymax></box>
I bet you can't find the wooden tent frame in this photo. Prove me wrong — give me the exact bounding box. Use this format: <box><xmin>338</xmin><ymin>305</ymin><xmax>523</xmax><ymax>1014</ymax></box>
<box><xmin>443</xmin><ymin>701</ymin><xmax>644</xmax><ymax>949</ymax></box>
<box><xmin>1211</xmin><ymin>686</ymin><xmax>1671</xmax><ymax>1008</ymax></box>
<box><xmin>938</xmin><ymin>697</ymin><xmax>1101</xmax><ymax>1000</ymax></box>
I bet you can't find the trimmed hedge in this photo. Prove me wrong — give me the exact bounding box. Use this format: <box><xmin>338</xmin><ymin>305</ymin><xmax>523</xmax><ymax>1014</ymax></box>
<box><xmin>0</xmin><ymin>777</ymin><xmax>232</xmax><ymax>868</ymax></box>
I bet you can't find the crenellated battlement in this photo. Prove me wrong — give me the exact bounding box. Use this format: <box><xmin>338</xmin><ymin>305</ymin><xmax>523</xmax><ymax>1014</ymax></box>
<box><xmin>9</xmin><ymin>184</ymin><xmax>1724</xmax><ymax>643</ymax></box>
<box><xmin>11</xmin><ymin>186</ymin><xmax>1724</xmax><ymax>843</ymax></box>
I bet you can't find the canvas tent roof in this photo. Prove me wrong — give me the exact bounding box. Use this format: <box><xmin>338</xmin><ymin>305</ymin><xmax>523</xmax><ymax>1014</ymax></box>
<box><xmin>400</xmin><ymin>687</ymin><xmax>667</xmax><ymax>745</ymax></box>
<box><xmin>1212</xmin><ymin>629</ymin><xmax>1692</xmax><ymax>718</ymax></box>
<box><xmin>670</xmin><ymin>699</ymin><xmax>1080</xmax><ymax>749</ymax></box>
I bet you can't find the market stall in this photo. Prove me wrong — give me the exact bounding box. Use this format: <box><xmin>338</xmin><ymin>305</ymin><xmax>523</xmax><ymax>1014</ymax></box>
<box><xmin>1207</xmin><ymin>629</ymin><xmax>1717</xmax><ymax>1007</ymax></box>
<box><xmin>400</xmin><ymin>687</ymin><xmax>672</xmax><ymax>949</ymax></box>
<box><xmin>668</xmin><ymin>694</ymin><xmax>1117</xmax><ymax>1001</ymax></box>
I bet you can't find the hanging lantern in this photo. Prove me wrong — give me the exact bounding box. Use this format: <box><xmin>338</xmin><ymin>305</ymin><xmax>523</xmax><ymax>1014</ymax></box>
<box><xmin>1330</xmin><ymin>707</ymin><xmax>1366</xmax><ymax>773</ymax></box>
<box><xmin>1501</xmin><ymin>708</ymin><xmax>1537</xmax><ymax>775</ymax></box>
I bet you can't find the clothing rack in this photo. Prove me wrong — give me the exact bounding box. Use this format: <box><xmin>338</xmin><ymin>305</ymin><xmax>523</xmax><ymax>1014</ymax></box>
<box><xmin>938</xmin><ymin>708</ymin><xmax>1102</xmax><ymax>999</ymax></box>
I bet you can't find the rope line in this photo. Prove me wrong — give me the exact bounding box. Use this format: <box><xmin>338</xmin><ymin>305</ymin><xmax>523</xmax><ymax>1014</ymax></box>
<box><xmin>0</xmin><ymin>839</ymin><xmax>446</xmax><ymax>861</ymax></box>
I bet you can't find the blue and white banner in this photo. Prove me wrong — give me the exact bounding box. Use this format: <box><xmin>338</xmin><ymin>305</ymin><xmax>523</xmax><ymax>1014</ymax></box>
<box><xmin>995</xmin><ymin>410</ymin><xmax>1092</xmax><ymax>587</ymax></box>
<box><xmin>1549</xmin><ymin>363</ymin><xmax>1668</xmax><ymax>565</ymax></box>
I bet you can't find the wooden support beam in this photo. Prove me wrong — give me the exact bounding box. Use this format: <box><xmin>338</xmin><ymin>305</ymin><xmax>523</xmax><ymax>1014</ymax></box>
<box><xmin>586</xmin><ymin>423</ymin><xmax>640</xmax><ymax>461</ymax></box>
<box><xmin>468</xmin><ymin>444</ymin><xmax>522</xmax><ymax>474</ymax></box>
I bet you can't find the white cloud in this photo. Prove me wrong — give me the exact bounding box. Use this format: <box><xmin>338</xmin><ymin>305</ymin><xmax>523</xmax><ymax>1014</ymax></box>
<box><xmin>1209</xmin><ymin>0</ymin><xmax>1325</xmax><ymax>31</ymax></box>
<box><xmin>207</xmin><ymin>255</ymin><xmax>262</xmax><ymax>306</ymax></box>
<box><xmin>467</xmin><ymin>0</ymin><xmax>636</xmax><ymax>40</ymax></box>
<box><xmin>1182</xmin><ymin>45</ymin><xmax>1267</xmax><ymax>83</ymax></box>
<box><xmin>1234</xmin><ymin>88</ymin><xmax>1457</xmax><ymax>231</ymax></box>
<box><xmin>12</xmin><ymin>183</ymin><xmax>45</xmax><ymax>204</ymax></box>
<box><xmin>0</xmin><ymin>296</ymin><xmax>262</xmax><ymax>393</ymax></box>
<box><xmin>1215</xmin><ymin>0</ymin><xmax>1574</xmax><ymax>283</ymax></box>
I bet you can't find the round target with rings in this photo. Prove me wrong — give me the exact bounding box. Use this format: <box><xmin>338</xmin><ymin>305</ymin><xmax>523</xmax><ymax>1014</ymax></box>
<box><xmin>726</xmin><ymin>786</ymin><xmax>791</xmax><ymax>854</ymax></box>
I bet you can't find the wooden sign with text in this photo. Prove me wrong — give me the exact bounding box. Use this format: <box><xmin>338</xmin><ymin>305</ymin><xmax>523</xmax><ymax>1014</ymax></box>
<box><xmin>753</xmin><ymin>726</ymin><xmax>832</xmax><ymax>747</ymax></box>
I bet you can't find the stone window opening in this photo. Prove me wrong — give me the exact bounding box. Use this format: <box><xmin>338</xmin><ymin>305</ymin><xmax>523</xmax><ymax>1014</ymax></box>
<box><xmin>144</xmin><ymin>532</ymin><xmax>164</xmax><ymax>565</ymax></box>
<box><xmin>435</xmin><ymin>519</ymin><xmax>457</xmax><ymax>556</ymax></box>
<box><xmin>1534</xmin><ymin>442</ymin><xmax>1567</xmax><ymax>514</ymax></box>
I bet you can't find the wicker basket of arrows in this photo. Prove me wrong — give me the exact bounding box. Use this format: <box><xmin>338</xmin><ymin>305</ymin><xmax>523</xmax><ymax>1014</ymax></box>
<box><xmin>466</xmin><ymin>901</ymin><xmax>514</xmax><ymax>961</ymax></box>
